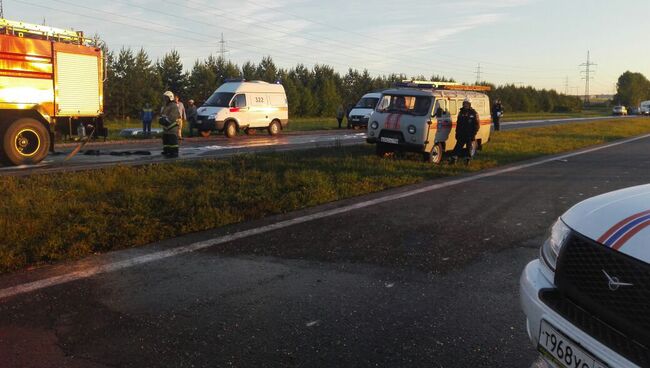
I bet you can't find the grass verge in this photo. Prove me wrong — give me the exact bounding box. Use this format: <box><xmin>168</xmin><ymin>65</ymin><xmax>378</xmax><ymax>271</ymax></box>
<box><xmin>2</xmin><ymin>117</ymin><xmax>650</xmax><ymax>273</ymax></box>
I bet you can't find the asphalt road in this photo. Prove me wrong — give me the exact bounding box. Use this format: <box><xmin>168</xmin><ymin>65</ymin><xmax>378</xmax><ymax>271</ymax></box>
<box><xmin>0</xmin><ymin>131</ymin><xmax>648</xmax><ymax>367</ymax></box>
<box><xmin>0</xmin><ymin>115</ymin><xmax>629</xmax><ymax>177</ymax></box>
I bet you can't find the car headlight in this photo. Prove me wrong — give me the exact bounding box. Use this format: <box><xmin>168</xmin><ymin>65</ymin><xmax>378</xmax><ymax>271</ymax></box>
<box><xmin>370</xmin><ymin>121</ymin><xmax>379</xmax><ymax>129</ymax></box>
<box><xmin>208</xmin><ymin>114</ymin><xmax>216</xmax><ymax>120</ymax></box>
<box><xmin>364</xmin><ymin>114</ymin><xmax>372</xmax><ymax>119</ymax></box>
<box><xmin>541</xmin><ymin>218</ymin><xmax>571</xmax><ymax>271</ymax></box>
<box><xmin>408</xmin><ymin>125</ymin><xmax>416</xmax><ymax>134</ymax></box>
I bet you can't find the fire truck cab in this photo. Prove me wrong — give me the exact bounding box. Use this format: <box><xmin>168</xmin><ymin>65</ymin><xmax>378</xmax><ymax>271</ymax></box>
<box><xmin>0</xmin><ymin>19</ymin><xmax>104</xmax><ymax>166</ymax></box>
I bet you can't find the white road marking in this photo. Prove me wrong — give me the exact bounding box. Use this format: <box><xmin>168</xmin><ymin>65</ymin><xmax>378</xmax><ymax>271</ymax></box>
<box><xmin>1</xmin><ymin>133</ymin><xmax>649</xmax><ymax>301</ymax></box>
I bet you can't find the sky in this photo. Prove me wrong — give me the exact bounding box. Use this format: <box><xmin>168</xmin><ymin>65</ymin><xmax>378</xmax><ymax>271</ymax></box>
<box><xmin>5</xmin><ymin>0</ymin><xmax>650</xmax><ymax>95</ymax></box>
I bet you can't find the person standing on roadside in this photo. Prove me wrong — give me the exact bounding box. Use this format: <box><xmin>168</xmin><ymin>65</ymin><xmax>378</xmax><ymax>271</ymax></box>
<box><xmin>449</xmin><ymin>98</ymin><xmax>480</xmax><ymax>165</ymax></box>
<box><xmin>491</xmin><ymin>99</ymin><xmax>503</xmax><ymax>131</ymax></box>
<box><xmin>175</xmin><ymin>95</ymin><xmax>186</xmax><ymax>140</ymax></box>
<box><xmin>186</xmin><ymin>99</ymin><xmax>198</xmax><ymax>137</ymax></box>
<box><xmin>141</xmin><ymin>103</ymin><xmax>154</xmax><ymax>138</ymax></box>
<box><xmin>336</xmin><ymin>104</ymin><xmax>345</xmax><ymax>129</ymax></box>
<box><xmin>160</xmin><ymin>91</ymin><xmax>181</xmax><ymax>158</ymax></box>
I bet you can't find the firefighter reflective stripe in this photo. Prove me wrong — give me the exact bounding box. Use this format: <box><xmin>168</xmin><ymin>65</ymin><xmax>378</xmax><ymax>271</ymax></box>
<box><xmin>55</xmin><ymin>52</ymin><xmax>100</xmax><ymax>115</ymax></box>
<box><xmin>163</xmin><ymin>123</ymin><xmax>178</xmax><ymax>132</ymax></box>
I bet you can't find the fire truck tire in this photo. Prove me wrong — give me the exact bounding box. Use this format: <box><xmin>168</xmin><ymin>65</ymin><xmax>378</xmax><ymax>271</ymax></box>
<box><xmin>268</xmin><ymin>120</ymin><xmax>281</xmax><ymax>136</ymax></box>
<box><xmin>1</xmin><ymin>118</ymin><xmax>50</xmax><ymax>166</ymax></box>
<box><xmin>424</xmin><ymin>143</ymin><xmax>444</xmax><ymax>164</ymax></box>
<box><xmin>199</xmin><ymin>130</ymin><xmax>211</xmax><ymax>138</ymax></box>
<box><xmin>224</xmin><ymin>121</ymin><xmax>237</xmax><ymax>138</ymax></box>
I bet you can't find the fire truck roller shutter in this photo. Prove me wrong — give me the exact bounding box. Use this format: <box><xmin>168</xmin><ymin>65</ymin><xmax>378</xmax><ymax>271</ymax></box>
<box><xmin>55</xmin><ymin>52</ymin><xmax>101</xmax><ymax>116</ymax></box>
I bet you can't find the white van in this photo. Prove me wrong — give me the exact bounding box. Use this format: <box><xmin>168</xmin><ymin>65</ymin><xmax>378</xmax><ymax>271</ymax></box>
<box><xmin>639</xmin><ymin>100</ymin><xmax>650</xmax><ymax>116</ymax></box>
<box><xmin>348</xmin><ymin>92</ymin><xmax>381</xmax><ymax>129</ymax></box>
<box><xmin>366</xmin><ymin>81</ymin><xmax>492</xmax><ymax>164</ymax></box>
<box><xmin>196</xmin><ymin>80</ymin><xmax>288</xmax><ymax>138</ymax></box>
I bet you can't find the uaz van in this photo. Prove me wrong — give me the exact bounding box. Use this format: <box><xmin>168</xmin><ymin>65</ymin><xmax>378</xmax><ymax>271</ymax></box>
<box><xmin>348</xmin><ymin>92</ymin><xmax>381</xmax><ymax>129</ymax></box>
<box><xmin>366</xmin><ymin>81</ymin><xmax>492</xmax><ymax>164</ymax></box>
<box><xmin>196</xmin><ymin>80</ymin><xmax>288</xmax><ymax>138</ymax></box>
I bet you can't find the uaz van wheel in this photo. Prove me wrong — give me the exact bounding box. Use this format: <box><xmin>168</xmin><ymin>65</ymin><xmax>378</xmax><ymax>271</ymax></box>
<box><xmin>1</xmin><ymin>118</ymin><xmax>50</xmax><ymax>166</ymax></box>
<box><xmin>424</xmin><ymin>143</ymin><xmax>444</xmax><ymax>164</ymax></box>
<box><xmin>224</xmin><ymin>121</ymin><xmax>237</xmax><ymax>138</ymax></box>
<box><xmin>268</xmin><ymin>120</ymin><xmax>281</xmax><ymax>136</ymax></box>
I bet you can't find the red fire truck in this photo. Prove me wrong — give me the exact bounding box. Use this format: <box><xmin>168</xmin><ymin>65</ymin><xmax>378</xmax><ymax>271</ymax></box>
<box><xmin>0</xmin><ymin>18</ymin><xmax>105</xmax><ymax>166</ymax></box>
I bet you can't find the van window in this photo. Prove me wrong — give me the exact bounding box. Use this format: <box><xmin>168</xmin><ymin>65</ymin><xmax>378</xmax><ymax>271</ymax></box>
<box><xmin>376</xmin><ymin>94</ymin><xmax>432</xmax><ymax>116</ymax></box>
<box><xmin>232</xmin><ymin>94</ymin><xmax>247</xmax><ymax>108</ymax></box>
<box><xmin>268</xmin><ymin>94</ymin><xmax>286</xmax><ymax>107</ymax></box>
<box><xmin>474</xmin><ymin>99</ymin><xmax>486</xmax><ymax>115</ymax></box>
<box><xmin>204</xmin><ymin>92</ymin><xmax>234</xmax><ymax>107</ymax></box>
<box><xmin>448</xmin><ymin>100</ymin><xmax>458</xmax><ymax>116</ymax></box>
<box><xmin>433</xmin><ymin>99</ymin><xmax>447</xmax><ymax>117</ymax></box>
<box><xmin>356</xmin><ymin>97</ymin><xmax>380</xmax><ymax>109</ymax></box>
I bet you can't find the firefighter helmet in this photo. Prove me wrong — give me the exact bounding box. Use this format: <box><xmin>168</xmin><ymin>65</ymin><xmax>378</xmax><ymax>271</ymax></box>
<box><xmin>163</xmin><ymin>91</ymin><xmax>174</xmax><ymax>101</ymax></box>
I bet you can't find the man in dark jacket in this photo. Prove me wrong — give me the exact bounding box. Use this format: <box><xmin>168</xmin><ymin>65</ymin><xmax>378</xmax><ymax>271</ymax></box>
<box><xmin>491</xmin><ymin>99</ymin><xmax>503</xmax><ymax>131</ymax></box>
<box><xmin>186</xmin><ymin>99</ymin><xmax>198</xmax><ymax>137</ymax></box>
<box><xmin>450</xmin><ymin>98</ymin><xmax>480</xmax><ymax>165</ymax></box>
<box><xmin>160</xmin><ymin>91</ymin><xmax>181</xmax><ymax>158</ymax></box>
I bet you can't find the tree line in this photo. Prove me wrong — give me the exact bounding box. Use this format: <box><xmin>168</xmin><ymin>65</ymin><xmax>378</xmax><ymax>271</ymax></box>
<box><xmin>104</xmin><ymin>48</ymin><xmax>584</xmax><ymax>119</ymax></box>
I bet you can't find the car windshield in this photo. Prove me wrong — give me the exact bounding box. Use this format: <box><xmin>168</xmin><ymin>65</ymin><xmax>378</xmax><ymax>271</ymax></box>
<box><xmin>376</xmin><ymin>94</ymin><xmax>432</xmax><ymax>116</ymax></box>
<box><xmin>355</xmin><ymin>97</ymin><xmax>379</xmax><ymax>109</ymax></box>
<box><xmin>203</xmin><ymin>92</ymin><xmax>235</xmax><ymax>107</ymax></box>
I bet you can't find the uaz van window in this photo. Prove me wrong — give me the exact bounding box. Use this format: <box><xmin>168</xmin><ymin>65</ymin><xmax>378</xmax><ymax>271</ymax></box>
<box><xmin>376</xmin><ymin>95</ymin><xmax>432</xmax><ymax>116</ymax></box>
<box><xmin>204</xmin><ymin>92</ymin><xmax>235</xmax><ymax>107</ymax></box>
<box><xmin>356</xmin><ymin>97</ymin><xmax>380</xmax><ymax>109</ymax></box>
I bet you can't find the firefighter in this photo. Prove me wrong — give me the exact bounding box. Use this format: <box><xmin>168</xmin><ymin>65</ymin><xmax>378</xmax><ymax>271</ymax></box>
<box><xmin>491</xmin><ymin>99</ymin><xmax>503</xmax><ymax>131</ymax></box>
<box><xmin>449</xmin><ymin>98</ymin><xmax>480</xmax><ymax>165</ymax></box>
<box><xmin>159</xmin><ymin>91</ymin><xmax>181</xmax><ymax>158</ymax></box>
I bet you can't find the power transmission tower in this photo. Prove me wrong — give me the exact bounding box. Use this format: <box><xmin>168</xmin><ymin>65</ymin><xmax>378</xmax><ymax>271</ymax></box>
<box><xmin>580</xmin><ymin>51</ymin><xmax>597</xmax><ymax>105</ymax></box>
<box><xmin>475</xmin><ymin>63</ymin><xmax>482</xmax><ymax>84</ymax></box>
<box><xmin>219</xmin><ymin>33</ymin><xmax>229</xmax><ymax>60</ymax></box>
<box><xmin>564</xmin><ymin>76</ymin><xmax>569</xmax><ymax>95</ymax></box>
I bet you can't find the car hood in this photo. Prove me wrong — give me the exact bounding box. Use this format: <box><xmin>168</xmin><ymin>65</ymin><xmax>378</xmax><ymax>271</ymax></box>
<box><xmin>348</xmin><ymin>108</ymin><xmax>373</xmax><ymax>117</ymax></box>
<box><xmin>562</xmin><ymin>184</ymin><xmax>650</xmax><ymax>264</ymax></box>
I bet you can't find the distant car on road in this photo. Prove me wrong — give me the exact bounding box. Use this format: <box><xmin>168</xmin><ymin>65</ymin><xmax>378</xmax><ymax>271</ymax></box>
<box><xmin>348</xmin><ymin>92</ymin><xmax>381</xmax><ymax>129</ymax></box>
<box><xmin>520</xmin><ymin>184</ymin><xmax>650</xmax><ymax>368</ymax></box>
<box><xmin>612</xmin><ymin>105</ymin><xmax>627</xmax><ymax>116</ymax></box>
<box><xmin>639</xmin><ymin>100</ymin><xmax>650</xmax><ymax>115</ymax></box>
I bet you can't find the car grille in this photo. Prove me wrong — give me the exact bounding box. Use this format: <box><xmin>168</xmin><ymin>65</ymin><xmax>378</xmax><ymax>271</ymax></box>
<box><xmin>349</xmin><ymin>115</ymin><xmax>368</xmax><ymax>124</ymax></box>
<box><xmin>552</xmin><ymin>232</ymin><xmax>650</xmax><ymax>366</ymax></box>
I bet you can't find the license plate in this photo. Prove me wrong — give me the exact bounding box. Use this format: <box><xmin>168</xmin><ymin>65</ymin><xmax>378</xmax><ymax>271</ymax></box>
<box><xmin>380</xmin><ymin>137</ymin><xmax>399</xmax><ymax>144</ymax></box>
<box><xmin>538</xmin><ymin>321</ymin><xmax>607</xmax><ymax>368</ymax></box>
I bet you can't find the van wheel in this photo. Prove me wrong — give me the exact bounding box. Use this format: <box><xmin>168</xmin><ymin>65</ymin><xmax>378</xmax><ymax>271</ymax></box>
<box><xmin>224</xmin><ymin>121</ymin><xmax>237</xmax><ymax>138</ymax></box>
<box><xmin>1</xmin><ymin>118</ymin><xmax>50</xmax><ymax>166</ymax></box>
<box><xmin>424</xmin><ymin>143</ymin><xmax>444</xmax><ymax>164</ymax></box>
<box><xmin>244</xmin><ymin>128</ymin><xmax>256</xmax><ymax>135</ymax></box>
<box><xmin>199</xmin><ymin>130</ymin><xmax>211</xmax><ymax>138</ymax></box>
<box><xmin>268</xmin><ymin>120</ymin><xmax>281</xmax><ymax>136</ymax></box>
<box><xmin>470</xmin><ymin>140</ymin><xmax>478</xmax><ymax>158</ymax></box>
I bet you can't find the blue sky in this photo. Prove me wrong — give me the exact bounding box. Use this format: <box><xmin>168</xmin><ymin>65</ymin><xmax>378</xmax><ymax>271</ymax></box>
<box><xmin>7</xmin><ymin>0</ymin><xmax>650</xmax><ymax>94</ymax></box>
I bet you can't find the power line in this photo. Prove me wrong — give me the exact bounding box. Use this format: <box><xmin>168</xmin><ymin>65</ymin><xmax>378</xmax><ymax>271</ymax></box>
<box><xmin>580</xmin><ymin>51</ymin><xmax>597</xmax><ymax>105</ymax></box>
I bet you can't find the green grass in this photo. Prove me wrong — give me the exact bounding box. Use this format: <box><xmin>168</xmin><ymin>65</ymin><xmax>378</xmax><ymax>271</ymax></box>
<box><xmin>502</xmin><ymin>109</ymin><xmax>609</xmax><ymax>122</ymax></box>
<box><xmin>2</xmin><ymin>117</ymin><xmax>650</xmax><ymax>273</ymax></box>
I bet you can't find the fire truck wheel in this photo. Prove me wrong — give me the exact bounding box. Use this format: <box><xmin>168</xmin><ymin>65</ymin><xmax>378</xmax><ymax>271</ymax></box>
<box><xmin>224</xmin><ymin>121</ymin><xmax>237</xmax><ymax>138</ymax></box>
<box><xmin>424</xmin><ymin>143</ymin><xmax>444</xmax><ymax>164</ymax></box>
<box><xmin>199</xmin><ymin>130</ymin><xmax>211</xmax><ymax>138</ymax></box>
<box><xmin>268</xmin><ymin>120</ymin><xmax>281</xmax><ymax>136</ymax></box>
<box><xmin>1</xmin><ymin>118</ymin><xmax>50</xmax><ymax>166</ymax></box>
